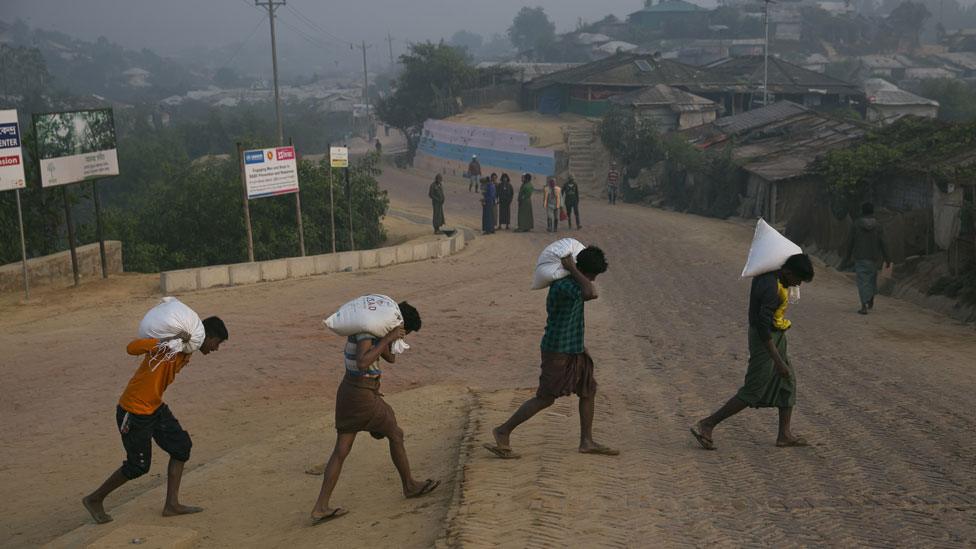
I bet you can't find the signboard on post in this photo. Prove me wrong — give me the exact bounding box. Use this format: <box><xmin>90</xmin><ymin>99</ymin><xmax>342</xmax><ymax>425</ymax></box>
<box><xmin>1</xmin><ymin>109</ymin><xmax>30</xmax><ymax>299</ymax></box>
<box><xmin>329</xmin><ymin>146</ymin><xmax>348</xmax><ymax>168</ymax></box>
<box><xmin>0</xmin><ymin>110</ymin><xmax>26</xmax><ymax>191</ymax></box>
<box><xmin>243</xmin><ymin>146</ymin><xmax>300</xmax><ymax>199</ymax></box>
<box><xmin>32</xmin><ymin>109</ymin><xmax>119</xmax><ymax>187</ymax></box>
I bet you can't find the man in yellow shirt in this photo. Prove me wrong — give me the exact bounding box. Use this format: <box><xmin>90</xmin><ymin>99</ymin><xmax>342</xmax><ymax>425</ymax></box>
<box><xmin>82</xmin><ymin>317</ymin><xmax>228</xmax><ymax>524</ymax></box>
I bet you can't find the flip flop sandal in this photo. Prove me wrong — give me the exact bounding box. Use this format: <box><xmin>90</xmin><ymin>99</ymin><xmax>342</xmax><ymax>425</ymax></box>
<box><xmin>579</xmin><ymin>445</ymin><xmax>620</xmax><ymax>456</ymax></box>
<box><xmin>482</xmin><ymin>443</ymin><xmax>521</xmax><ymax>459</ymax></box>
<box><xmin>776</xmin><ymin>437</ymin><xmax>809</xmax><ymax>448</ymax></box>
<box><xmin>310</xmin><ymin>508</ymin><xmax>348</xmax><ymax>526</ymax></box>
<box><xmin>406</xmin><ymin>479</ymin><xmax>441</xmax><ymax>499</ymax></box>
<box><xmin>690</xmin><ymin>426</ymin><xmax>716</xmax><ymax>451</ymax></box>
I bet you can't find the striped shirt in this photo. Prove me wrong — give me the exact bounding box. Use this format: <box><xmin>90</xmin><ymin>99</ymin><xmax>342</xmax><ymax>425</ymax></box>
<box><xmin>607</xmin><ymin>169</ymin><xmax>620</xmax><ymax>188</ymax></box>
<box><xmin>344</xmin><ymin>333</ymin><xmax>382</xmax><ymax>377</ymax></box>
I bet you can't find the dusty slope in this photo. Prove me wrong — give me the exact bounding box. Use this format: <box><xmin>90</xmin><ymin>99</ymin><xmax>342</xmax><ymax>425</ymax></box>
<box><xmin>3</xmin><ymin>167</ymin><xmax>975</xmax><ymax>548</ymax></box>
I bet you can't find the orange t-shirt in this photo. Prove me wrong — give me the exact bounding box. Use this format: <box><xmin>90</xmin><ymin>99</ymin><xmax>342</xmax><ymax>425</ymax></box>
<box><xmin>118</xmin><ymin>338</ymin><xmax>191</xmax><ymax>415</ymax></box>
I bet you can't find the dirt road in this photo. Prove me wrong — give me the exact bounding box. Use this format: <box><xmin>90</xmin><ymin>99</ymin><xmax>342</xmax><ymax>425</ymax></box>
<box><xmin>2</xmin><ymin>168</ymin><xmax>975</xmax><ymax>547</ymax></box>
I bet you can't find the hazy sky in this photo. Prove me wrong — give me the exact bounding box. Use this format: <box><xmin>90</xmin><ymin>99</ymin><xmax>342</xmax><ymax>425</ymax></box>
<box><xmin>6</xmin><ymin>0</ymin><xmax>651</xmax><ymax>57</ymax></box>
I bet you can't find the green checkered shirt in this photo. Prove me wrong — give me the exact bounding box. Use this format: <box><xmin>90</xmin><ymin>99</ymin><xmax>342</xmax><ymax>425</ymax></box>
<box><xmin>540</xmin><ymin>277</ymin><xmax>585</xmax><ymax>354</ymax></box>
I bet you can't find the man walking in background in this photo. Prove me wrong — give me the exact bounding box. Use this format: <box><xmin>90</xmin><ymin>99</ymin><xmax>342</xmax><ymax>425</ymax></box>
<box><xmin>467</xmin><ymin>155</ymin><xmax>481</xmax><ymax>193</ymax></box>
<box><xmin>846</xmin><ymin>202</ymin><xmax>891</xmax><ymax>315</ymax></box>
<box><xmin>606</xmin><ymin>162</ymin><xmax>620</xmax><ymax>205</ymax></box>
<box><xmin>429</xmin><ymin>174</ymin><xmax>446</xmax><ymax>234</ymax></box>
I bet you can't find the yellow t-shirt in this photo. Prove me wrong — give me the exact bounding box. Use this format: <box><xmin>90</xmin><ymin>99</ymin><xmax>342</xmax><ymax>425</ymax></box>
<box><xmin>772</xmin><ymin>281</ymin><xmax>792</xmax><ymax>331</ymax></box>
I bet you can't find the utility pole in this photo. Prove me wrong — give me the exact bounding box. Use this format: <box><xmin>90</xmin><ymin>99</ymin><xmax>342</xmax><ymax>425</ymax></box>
<box><xmin>359</xmin><ymin>41</ymin><xmax>372</xmax><ymax>139</ymax></box>
<box><xmin>763</xmin><ymin>0</ymin><xmax>771</xmax><ymax>106</ymax></box>
<box><xmin>256</xmin><ymin>0</ymin><xmax>286</xmax><ymax>146</ymax></box>
<box><xmin>386</xmin><ymin>32</ymin><xmax>395</xmax><ymax>67</ymax></box>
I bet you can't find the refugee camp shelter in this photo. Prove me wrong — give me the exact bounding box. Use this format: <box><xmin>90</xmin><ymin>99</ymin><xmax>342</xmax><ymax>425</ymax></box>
<box><xmin>608</xmin><ymin>84</ymin><xmax>720</xmax><ymax>131</ymax></box>
<box><xmin>681</xmin><ymin>101</ymin><xmax>867</xmax><ymax>224</ymax></box>
<box><xmin>628</xmin><ymin>0</ymin><xmax>711</xmax><ymax>30</ymax></box>
<box><xmin>863</xmin><ymin>79</ymin><xmax>939</xmax><ymax>124</ymax></box>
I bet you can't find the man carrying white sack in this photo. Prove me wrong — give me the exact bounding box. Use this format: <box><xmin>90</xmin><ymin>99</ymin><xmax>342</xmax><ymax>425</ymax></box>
<box><xmin>308</xmin><ymin>300</ymin><xmax>439</xmax><ymax>526</ymax></box>
<box><xmin>485</xmin><ymin>246</ymin><xmax>619</xmax><ymax>459</ymax></box>
<box><xmin>691</xmin><ymin>253</ymin><xmax>814</xmax><ymax>450</ymax></box>
<box><xmin>82</xmin><ymin>313</ymin><xmax>228</xmax><ymax>525</ymax></box>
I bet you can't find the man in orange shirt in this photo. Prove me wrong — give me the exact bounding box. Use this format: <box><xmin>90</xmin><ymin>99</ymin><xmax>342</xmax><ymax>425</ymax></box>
<box><xmin>82</xmin><ymin>317</ymin><xmax>228</xmax><ymax>524</ymax></box>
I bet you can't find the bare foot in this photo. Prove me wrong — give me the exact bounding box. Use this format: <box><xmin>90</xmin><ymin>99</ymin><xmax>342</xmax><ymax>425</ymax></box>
<box><xmin>82</xmin><ymin>496</ymin><xmax>113</xmax><ymax>524</ymax></box>
<box><xmin>492</xmin><ymin>426</ymin><xmax>511</xmax><ymax>450</ymax></box>
<box><xmin>579</xmin><ymin>441</ymin><xmax>620</xmax><ymax>456</ymax></box>
<box><xmin>162</xmin><ymin>503</ymin><xmax>204</xmax><ymax>517</ymax></box>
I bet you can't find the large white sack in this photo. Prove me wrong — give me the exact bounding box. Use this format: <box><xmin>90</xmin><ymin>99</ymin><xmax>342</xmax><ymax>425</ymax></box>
<box><xmin>531</xmin><ymin>238</ymin><xmax>586</xmax><ymax>290</ymax></box>
<box><xmin>323</xmin><ymin>294</ymin><xmax>410</xmax><ymax>354</ymax></box>
<box><xmin>741</xmin><ymin>218</ymin><xmax>803</xmax><ymax>278</ymax></box>
<box><xmin>138</xmin><ymin>297</ymin><xmax>205</xmax><ymax>357</ymax></box>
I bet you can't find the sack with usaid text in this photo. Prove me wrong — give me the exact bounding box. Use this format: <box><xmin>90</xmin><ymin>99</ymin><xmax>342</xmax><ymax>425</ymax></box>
<box><xmin>324</xmin><ymin>294</ymin><xmax>410</xmax><ymax>354</ymax></box>
<box><xmin>138</xmin><ymin>297</ymin><xmax>206</xmax><ymax>368</ymax></box>
<box><xmin>741</xmin><ymin>218</ymin><xmax>804</xmax><ymax>300</ymax></box>
<box><xmin>531</xmin><ymin>238</ymin><xmax>586</xmax><ymax>290</ymax></box>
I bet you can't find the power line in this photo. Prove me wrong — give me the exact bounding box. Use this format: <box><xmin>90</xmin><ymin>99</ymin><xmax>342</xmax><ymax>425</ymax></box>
<box><xmin>215</xmin><ymin>13</ymin><xmax>267</xmax><ymax>69</ymax></box>
<box><xmin>285</xmin><ymin>4</ymin><xmax>354</xmax><ymax>47</ymax></box>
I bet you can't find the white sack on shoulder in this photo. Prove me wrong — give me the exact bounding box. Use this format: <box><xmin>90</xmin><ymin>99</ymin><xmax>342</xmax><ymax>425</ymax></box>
<box><xmin>138</xmin><ymin>297</ymin><xmax>205</xmax><ymax>354</ymax></box>
<box><xmin>741</xmin><ymin>219</ymin><xmax>802</xmax><ymax>278</ymax></box>
<box><xmin>324</xmin><ymin>294</ymin><xmax>410</xmax><ymax>354</ymax></box>
<box><xmin>531</xmin><ymin>238</ymin><xmax>586</xmax><ymax>290</ymax></box>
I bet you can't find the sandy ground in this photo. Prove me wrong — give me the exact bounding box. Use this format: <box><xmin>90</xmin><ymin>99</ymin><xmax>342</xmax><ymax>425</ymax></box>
<box><xmin>2</xmin><ymin>167</ymin><xmax>976</xmax><ymax>547</ymax></box>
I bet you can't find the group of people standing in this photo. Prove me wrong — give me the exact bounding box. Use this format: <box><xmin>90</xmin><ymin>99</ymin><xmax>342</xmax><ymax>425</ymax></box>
<box><xmin>431</xmin><ymin>155</ymin><xmax>585</xmax><ymax>236</ymax></box>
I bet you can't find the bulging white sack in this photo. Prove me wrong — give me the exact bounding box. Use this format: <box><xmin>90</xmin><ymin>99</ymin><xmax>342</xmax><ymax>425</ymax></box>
<box><xmin>531</xmin><ymin>238</ymin><xmax>586</xmax><ymax>290</ymax></box>
<box><xmin>138</xmin><ymin>297</ymin><xmax>205</xmax><ymax>357</ymax></box>
<box><xmin>741</xmin><ymin>218</ymin><xmax>802</xmax><ymax>278</ymax></box>
<box><xmin>323</xmin><ymin>294</ymin><xmax>410</xmax><ymax>354</ymax></box>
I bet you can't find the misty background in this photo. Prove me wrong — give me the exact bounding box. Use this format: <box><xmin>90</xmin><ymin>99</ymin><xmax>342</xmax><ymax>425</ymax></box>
<box><xmin>5</xmin><ymin>0</ymin><xmax>646</xmax><ymax>72</ymax></box>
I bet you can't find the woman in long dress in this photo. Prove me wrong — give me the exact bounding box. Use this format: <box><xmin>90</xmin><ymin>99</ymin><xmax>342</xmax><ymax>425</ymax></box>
<box><xmin>516</xmin><ymin>173</ymin><xmax>534</xmax><ymax>233</ymax></box>
<box><xmin>497</xmin><ymin>173</ymin><xmax>514</xmax><ymax>230</ymax></box>
<box><xmin>481</xmin><ymin>177</ymin><xmax>497</xmax><ymax>235</ymax></box>
<box><xmin>428</xmin><ymin>174</ymin><xmax>445</xmax><ymax>234</ymax></box>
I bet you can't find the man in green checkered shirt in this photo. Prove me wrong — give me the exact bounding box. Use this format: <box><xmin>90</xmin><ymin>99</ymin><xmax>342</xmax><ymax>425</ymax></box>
<box><xmin>484</xmin><ymin>246</ymin><xmax>619</xmax><ymax>459</ymax></box>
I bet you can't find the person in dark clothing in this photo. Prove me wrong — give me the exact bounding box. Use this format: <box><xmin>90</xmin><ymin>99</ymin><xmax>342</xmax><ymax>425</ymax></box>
<box><xmin>428</xmin><ymin>174</ymin><xmax>446</xmax><ymax>234</ymax></box>
<box><xmin>497</xmin><ymin>173</ymin><xmax>515</xmax><ymax>230</ymax></box>
<box><xmin>563</xmin><ymin>176</ymin><xmax>581</xmax><ymax>229</ymax></box>
<box><xmin>845</xmin><ymin>202</ymin><xmax>891</xmax><ymax>315</ymax></box>
<box><xmin>481</xmin><ymin>176</ymin><xmax>496</xmax><ymax>235</ymax></box>
<box><xmin>467</xmin><ymin>156</ymin><xmax>481</xmax><ymax>192</ymax></box>
<box><xmin>691</xmin><ymin>254</ymin><xmax>815</xmax><ymax>450</ymax></box>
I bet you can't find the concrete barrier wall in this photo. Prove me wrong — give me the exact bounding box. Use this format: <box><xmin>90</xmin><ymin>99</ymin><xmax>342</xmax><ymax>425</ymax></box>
<box><xmin>0</xmin><ymin>241</ymin><xmax>123</xmax><ymax>293</ymax></box>
<box><xmin>160</xmin><ymin>232</ymin><xmax>467</xmax><ymax>294</ymax></box>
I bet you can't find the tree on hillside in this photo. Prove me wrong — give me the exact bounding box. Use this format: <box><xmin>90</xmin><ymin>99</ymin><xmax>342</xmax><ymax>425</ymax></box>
<box><xmin>887</xmin><ymin>1</ymin><xmax>931</xmax><ymax>49</ymax></box>
<box><xmin>449</xmin><ymin>30</ymin><xmax>484</xmax><ymax>58</ymax></box>
<box><xmin>508</xmin><ymin>7</ymin><xmax>556</xmax><ymax>55</ymax></box>
<box><xmin>917</xmin><ymin>79</ymin><xmax>976</xmax><ymax>122</ymax></box>
<box><xmin>375</xmin><ymin>41</ymin><xmax>475</xmax><ymax>162</ymax></box>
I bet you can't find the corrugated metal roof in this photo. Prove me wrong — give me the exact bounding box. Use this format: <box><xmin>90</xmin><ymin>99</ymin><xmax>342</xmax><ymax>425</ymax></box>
<box><xmin>713</xmin><ymin>101</ymin><xmax>808</xmax><ymax>134</ymax></box>
<box><xmin>863</xmin><ymin>79</ymin><xmax>939</xmax><ymax>106</ymax></box>
<box><xmin>681</xmin><ymin>101</ymin><xmax>867</xmax><ymax>181</ymax></box>
<box><xmin>608</xmin><ymin>84</ymin><xmax>719</xmax><ymax>112</ymax></box>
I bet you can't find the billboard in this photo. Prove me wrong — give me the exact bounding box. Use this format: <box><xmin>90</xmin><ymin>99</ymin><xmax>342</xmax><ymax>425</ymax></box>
<box><xmin>0</xmin><ymin>109</ymin><xmax>26</xmax><ymax>192</ymax></box>
<box><xmin>329</xmin><ymin>146</ymin><xmax>348</xmax><ymax>168</ymax></box>
<box><xmin>32</xmin><ymin>108</ymin><xmax>119</xmax><ymax>187</ymax></box>
<box><xmin>243</xmin><ymin>145</ymin><xmax>300</xmax><ymax>199</ymax></box>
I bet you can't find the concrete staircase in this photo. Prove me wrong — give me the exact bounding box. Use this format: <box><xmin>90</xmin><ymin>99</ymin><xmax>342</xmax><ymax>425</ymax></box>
<box><xmin>566</xmin><ymin>124</ymin><xmax>601</xmax><ymax>197</ymax></box>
